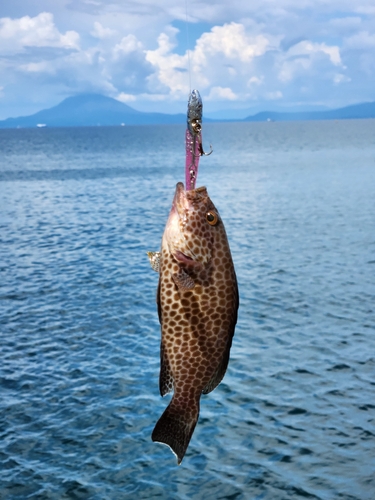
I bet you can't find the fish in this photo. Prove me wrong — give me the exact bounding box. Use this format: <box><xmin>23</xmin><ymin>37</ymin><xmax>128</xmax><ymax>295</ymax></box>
<box><xmin>148</xmin><ymin>181</ymin><xmax>238</xmax><ymax>464</ymax></box>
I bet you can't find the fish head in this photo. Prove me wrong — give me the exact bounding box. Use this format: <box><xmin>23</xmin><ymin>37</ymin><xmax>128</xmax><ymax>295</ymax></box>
<box><xmin>164</xmin><ymin>182</ymin><xmax>222</xmax><ymax>267</ymax></box>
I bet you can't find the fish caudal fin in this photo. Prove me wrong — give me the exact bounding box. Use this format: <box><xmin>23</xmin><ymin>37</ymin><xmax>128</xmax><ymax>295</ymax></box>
<box><xmin>151</xmin><ymin>399</ymin><xmax>199</xmax><ymax>464</ymax></box>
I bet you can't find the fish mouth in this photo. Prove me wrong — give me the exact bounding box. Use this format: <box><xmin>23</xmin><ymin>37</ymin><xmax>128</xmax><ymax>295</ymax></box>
<box><xmin>173</xmin><ymin>182</ymin><xmax>186</xmax><ymax>208</ymax></box>
<box><xmin>172</xmin><ymin>182</ymin><xmax>207</xmax><ymax>211</ymax></box>
<box><xmin>171</xmin><ymin>182</ymin><xmax>190</xmax><ymax>220</ymax></box>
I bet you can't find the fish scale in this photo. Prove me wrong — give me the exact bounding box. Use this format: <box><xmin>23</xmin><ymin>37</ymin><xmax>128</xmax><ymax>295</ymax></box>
<box><xmin>149</xmin><ymin>182</ymin><xmax>238</xmax><ymax>463</ymax></box>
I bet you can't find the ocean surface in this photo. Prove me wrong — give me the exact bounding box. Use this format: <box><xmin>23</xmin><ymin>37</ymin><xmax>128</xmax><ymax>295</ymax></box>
<box><xmin>0</xmin><ymin>120</ymin><xmax>374</xmax><ymax>499</ymax></box>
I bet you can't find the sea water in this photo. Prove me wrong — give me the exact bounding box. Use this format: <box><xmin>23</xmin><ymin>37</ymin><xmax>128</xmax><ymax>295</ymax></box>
<box><xmin>0</xmin><ymin>120</ymin><xmax>374</xmax><ymax>499</ymax></box>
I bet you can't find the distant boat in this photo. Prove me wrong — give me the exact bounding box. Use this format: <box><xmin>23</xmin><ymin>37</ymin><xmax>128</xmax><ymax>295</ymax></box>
<box><xmin>37</xmin><ymin>123</ymin><xmax>46</xmax><ymax>127</ymax></box>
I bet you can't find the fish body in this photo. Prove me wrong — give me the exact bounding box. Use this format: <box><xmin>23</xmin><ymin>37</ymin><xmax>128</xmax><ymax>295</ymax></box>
<box><xmin>150</xmin><ymin>182</ymin><xmax>238</xmax><ymax>463</ymax></box>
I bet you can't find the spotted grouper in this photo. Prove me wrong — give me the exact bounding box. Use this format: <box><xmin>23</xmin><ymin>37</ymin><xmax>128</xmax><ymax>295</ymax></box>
<box><xmin>148</xmin><ymin>181</ymin><xmax>238</xmax><ymax>464</ymax></box>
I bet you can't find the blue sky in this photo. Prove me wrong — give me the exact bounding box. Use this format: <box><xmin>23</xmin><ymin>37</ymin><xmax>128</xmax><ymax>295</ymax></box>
<box><xmin>1</xmin><ymin>0</ymin><xmax>375</xmax><ymax>119</ymax></box>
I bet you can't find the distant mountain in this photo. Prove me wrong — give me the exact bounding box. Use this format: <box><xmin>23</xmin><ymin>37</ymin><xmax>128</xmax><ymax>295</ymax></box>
<box><xmin>1</xmin><ymin>94</ymin><xmax>375</xmax><ymax>128</ymax></box>
<box><xmin>205</xmin><ymin>104</ymin><xmax>331</xmax><ymax>121</ymax></box>
<box><xmin>244</xmin><ymin>101</ymin><xmax>375</xmax><ymax>122</ymax></box>
<box><xmin>0</xmin><ymin>94</ymin><xmax>187</xmax><ymax>128</ymax></box>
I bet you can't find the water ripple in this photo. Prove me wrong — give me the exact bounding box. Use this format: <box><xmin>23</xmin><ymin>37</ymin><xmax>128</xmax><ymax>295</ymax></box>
<box><xmin>1</xmin><ymin>122</ymin><xmax>375</xmax><ymax>499</ymax></box>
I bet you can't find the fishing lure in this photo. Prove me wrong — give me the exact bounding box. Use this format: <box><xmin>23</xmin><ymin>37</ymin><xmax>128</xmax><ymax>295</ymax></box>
<box><xmin>185</xmin><ymin>89</ymin><xmax>212</xmax><ymax>190</ymax></box>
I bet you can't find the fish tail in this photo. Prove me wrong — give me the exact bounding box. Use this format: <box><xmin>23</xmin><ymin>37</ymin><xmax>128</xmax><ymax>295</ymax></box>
<box><xmin>151</xmin><ymin>398</ymin><xmax>199</xmax><ymax>464</ymax></box>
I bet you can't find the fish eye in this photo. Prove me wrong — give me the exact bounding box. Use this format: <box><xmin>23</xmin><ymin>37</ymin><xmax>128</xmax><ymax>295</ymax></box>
<box><xmin>206</xmin><ymin>211</ymin><xmax>218</xmax><ymax>225</ymax></box>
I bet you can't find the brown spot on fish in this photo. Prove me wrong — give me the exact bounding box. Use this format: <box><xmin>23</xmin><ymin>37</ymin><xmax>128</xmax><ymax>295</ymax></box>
<box><xmin>150</xmin><ymin>182</ymin><xmax>238</xmax><ymax>464</ymax></box>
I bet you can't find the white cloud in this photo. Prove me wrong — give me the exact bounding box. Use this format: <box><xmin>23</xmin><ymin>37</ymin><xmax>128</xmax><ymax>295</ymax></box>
<box><xmin>355</xmin><ymin>5</ymin><xmax>375</xmax><ymax>15</ymax></box>
<box><xmin>145</xmin><ymin>22</ymin><xmax>278</xmax><ymax>100</ymax></box>
<box><xmin>290</xmin><ymin>41</ymin><xmax>341</xmax><ymax>66</ymax></box>
<box><xmin>1</xmin><ymin>1</ymin><xmax>375</xmax><ymax>118</ymax></box>
<box><xmin>329</xmin><ymin>16</ymin><xmax>362</xmax><ymax>33</ymax></box>
<box><xmin>194</xmin><ymin>23</ymin><xmax>273</xmax><ymax>63</ymax></box>
<box><xmin>145</xmin><ymin>29</ymin><xmax>192</xmax><ymax>97</ymax></box>
<box><xmin>19</xmin><ymin>61</ymin><xmax>53</xmax><ymax>73</ymax></box>
<box><xmin>248</xmin><ymin>76</ymin><xmax>263</xmax><ymax>86</ymax></box>
<box><xmin>278</xmin><ymin>40</ymin><xmax>342</xmax><ymax>83</ymax></box>
<box><xmin>116</xmin><ymin>92</ymin><xmax>137</xmax><ymax>103</ymax></box>
<box><xmin>113</xmin><ymin>34</ymin><xmax>143</xmax><ymax>59</ymax></box>
<box><xmin>333</xmin><ymin>73</ymin><xmax>351</xmax><ymax>84</ymax></box>
<box><xmin>0</xmin><ymin>12</ymin><xmax>79</xmax><ymax>55</ymax></box>
<box><xmin>344</xmin><ymin>31</ymin><xmax>375</xmax><ymax>49</ymax></box>
<box><xmin>266</xmin><ymin>90</ymin><xmax>283</xmax><ymax>100</ymax></box>
<box><xmin>90</xmin><ymin>21</ymin><xmax>116</xmax><ymax>39</ymax></box>
<box><xmin>207</xmin><ymin>86</ymin><xmax>237</xmax><ymax>101</ymax></box>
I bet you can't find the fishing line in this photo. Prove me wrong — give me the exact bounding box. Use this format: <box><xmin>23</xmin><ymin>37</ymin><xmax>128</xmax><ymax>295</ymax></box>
<box><xmin>185</xmin><ymin>0</ymin><xmax>192</xmax><ymax>92</ymax></box>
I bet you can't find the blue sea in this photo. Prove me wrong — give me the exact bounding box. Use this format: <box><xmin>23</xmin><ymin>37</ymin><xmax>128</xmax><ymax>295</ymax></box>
<box><xmin>0</xmin><ymin>120</ymin><xmax>374</xmax><ymax>499</ymax></box>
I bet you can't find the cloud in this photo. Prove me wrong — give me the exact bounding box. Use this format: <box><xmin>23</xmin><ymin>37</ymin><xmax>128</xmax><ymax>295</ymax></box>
<box><xmin>248</xmin><ymin>76</ymin><xmax>263</xmax><ymax>86</ymax></box>
<box><xmin>266</xmin><ymin>90</ymin><xmax>283</xmax><ymax>100</ymax></box>
<box><xmin>90</xmin><ymin>21</ymin><xmax>116</xmax><ymax>39</ymax></box>
<box><xmin>207</xmin><ymin>86</ymin><xmax>237</xmax><ymax>101</ymax></box>
<box><xmin>0</xmin><ymin>12</ymin><xmax>80</xmax><ymax>55</ymax></box>
<box><xmin>0</xmin><ymin>11</ymin><xmax>152</xmax><ymax>101</ymax></box>
<box><xmin>278</xmin><ymin>40</ymin><xmax>342</xmax><ymax>83</ymax></box>
<box><xmin>113</xmin><ymin>34</ymin><xmax>143</xmax><ymax>58</ymax></box>
<box><xmin>116</xmin><ymin>92</ymin><xmax>137</xmax><ymax>103</ymax></box>
<box><xmin>144</xmin><ymin>22</ymin><xmax>279</xmax><ymax>100</ymax></box>
<box><xmin>333</xmin><ymin>73</ymin><xmax>351</xmax><ymax>84</ymax></box>
<box><xmin>145</xmin><ymin>27</ymin><xmax>191</xmax><ymax>97</ymax></box>
<box><xmin>143</xmin><ymin>21</ymin><xmax>349</xmax><ymax>106</ymax></box>
<box><xmin>329</xmin><ymin>16</ymin><xmax>362</xmax><ymax>34</ymax></box>
<box><xmin>1</xmin><ymin>1</ymin><xmax>375</xmax><ymax>119</ymax></box>
<box><xmin>194</xmin><ymin>23</ymin><xmax>273</xmax><ymax>63</ymax></box>
<box><xmin>344</xmin><ymin>31</ymin><xmax>375</xmax><ymax>49</ymax></box>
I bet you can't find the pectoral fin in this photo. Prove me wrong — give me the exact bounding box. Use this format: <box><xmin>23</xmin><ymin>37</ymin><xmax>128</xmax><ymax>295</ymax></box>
<box><xmin>147</xmin><ymin>251</ymin><xmax>161</xmax><ymax>273</ymax></box>
<box><xmin>172</xmin><ymin>268</ymin><xmax>195</xmax><ymax>290</ymax></box>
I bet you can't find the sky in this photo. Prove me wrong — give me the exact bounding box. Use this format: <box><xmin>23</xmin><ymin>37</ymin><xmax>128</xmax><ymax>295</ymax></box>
<box><xmin>1</xmin><ymin>0</ymin><xmax>375</xmax><ymax>119</ymax></box>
